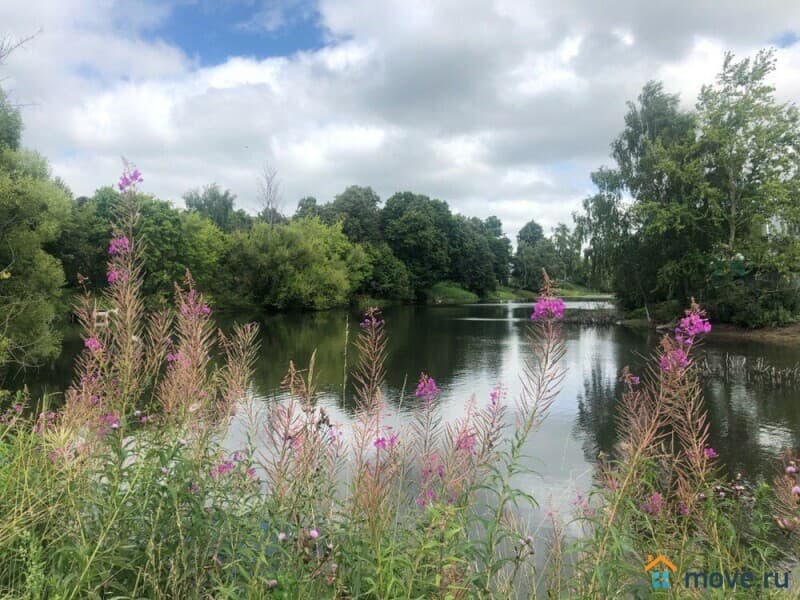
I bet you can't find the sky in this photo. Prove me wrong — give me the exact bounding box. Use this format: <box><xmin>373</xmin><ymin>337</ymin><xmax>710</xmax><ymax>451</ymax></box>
<box><xmin>2</xmin><ymin>0</ymin><xmax>800</xmax><ymax>240</ymax></box>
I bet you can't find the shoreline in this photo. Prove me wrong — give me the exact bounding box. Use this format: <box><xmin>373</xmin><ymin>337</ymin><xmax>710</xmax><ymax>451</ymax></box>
<box><xmin>620</xmin><ymin>319</ymin><xmax>800</xmax><ymax>345</ymax></box>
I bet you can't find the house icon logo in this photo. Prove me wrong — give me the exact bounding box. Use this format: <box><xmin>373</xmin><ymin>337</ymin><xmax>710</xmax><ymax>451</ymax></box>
<box><xmin>645</xmin><ymin>554</ymin><xmax>678</xmax><ymax>590</ymax></box>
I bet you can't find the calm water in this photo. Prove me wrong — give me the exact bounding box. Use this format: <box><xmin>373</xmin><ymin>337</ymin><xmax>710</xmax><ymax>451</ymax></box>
<box><xmin>8</xmin><ymin>301</ymin><xmax>800</xmax><ymax>527</ymax></box>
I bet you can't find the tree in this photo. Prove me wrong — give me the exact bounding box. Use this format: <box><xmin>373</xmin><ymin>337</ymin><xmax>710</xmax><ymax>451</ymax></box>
<box><xmin>183</xmin><ymin>184</ymin><xmax>249</xmax><ymax>233</ymax></box>
<box><xmin>381</xmin><ymin>192</ymin><xmax>452</xmax><ymax>296</ymax></box>
<box><xmin>448</xmin><ymin>215</ymin><xmax>496</xmax><ymax>295</ymax></box>
<box><xmin>0</xmin><ymin>93</ymin><xmax>69</xmax><ymax>366</ymax></box>
<box><xmin>359</xmin><ymin>243</ymin><xmax>414</xmax><ymax>300</ymax></box>
<box><xmin>483</xmin><ymin>216</ymin><xmax>512</xmax><ymax>286</ymax></box>
<box><xmin>257</xmin><ymin>164</ymin><xmax>285</xmax><ymax>226</ymax></box>
<box><xmin>220</xmin><ymin>218</ymin><xmax>368</xmax><ymax>310</ymax></box>
<box><xmin>552</xmin><ymin>223</ymin><xmax>583</xmax><ymax>284</ymax></box>
<box><xmin>513</xmin><ymin>238</ymin><xmax>563</xmax><ymax>292</ymax></box>
<box><xmin>326</xmin><ymin>186</ymin><xmax>381</xmax><ymax>243</ymax></box>
<box><xmin>517</xmin><ymin>220</ymin><xmax>544</xmax><ymax>248</ymax></box>
<box><xmin>697</xmin><ymin>49</ymin><xmax>800</xmax><ymax>256</ymax></box>
<box><xmin>294</xmin><ymin>196</ymin><xmax>322</xmax><ymax>220</ymax></box>
<box><xmin>180</xmin><ymin>212</ymin><xmax>228</xmax><ymax>294</ymax></box>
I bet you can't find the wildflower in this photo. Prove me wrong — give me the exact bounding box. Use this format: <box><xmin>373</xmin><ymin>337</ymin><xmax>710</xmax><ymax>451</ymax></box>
<box><xmin>201</xmin><ymin>305</ymin><xmax>211</xmax><ymax>316</ymax></box>
<box><xmin>642</xmin><ymin>492</ymin><xmax>662</xmax><ymax>515</ymax></box>
<box><xmin>659</xmin><ymin>347</ymin><xmax>689</xmax><ymax>372</ymax></box>
<box><xmin>247</xmin><ymin>467</ymin><xmax>257</xmax><ymax>479</ymax></box>
<box><xmin>84</xmin><ymin>337</ymin><xmax>102</xmax><ymax>353</ymax></box>
<box><xmin>786</xmin><ymin>465</ymin><xmax>798</xmax><ymax>475</ymax></box>
<box><xmin>107</xmin><ymin>269</ymin><xmax>120</xmax><ymax>283</ymax></box>
<box><xmin>531</xmin><ymin>296</ymin><xmax>565</xmax><ymax>321</ymax></box>
<box><xmin>118</xmin><ymin>168</ymin><xmax>143</xmax><ymax>192</ymax></box>
<box><xmin>792</xmin><ymin>486</ymin><xmax>800</xmax><ymax>496</ymax></box>
<box><xmin>704</xmin><ymin>447</ymin><xmax>719</xmax><ymax>459</ymax></box>
<box><xmin>415</xmin><ymin>373</ymin><xmax>440</xmax><ymax>403</ymax></box>
<box><xmin>268</xmin><ymin>580</ymin><xmax>278</xmax><ymax>589</ymax></box>
<box><xmin>190</xmin><ymin>482</ymin><xmax>200</xmax><ymax>493</ymax></box>
<box><xmin>374</xmin><ymin>437</ymin><xmax>387</xmax><ymax>449</ymax></box>
<box><xmin>98</xmin><ymin>413</ymin><xmax>120</xmax><ymax>432</ymax></box>
<box><xmin>455</xmin><ymin>430</ymin><xmax>477</xmax><ymax>454</ymax></box>
<box><xmin>278</xmin><ymin>532</ymin><xmax>287</xmax><ymax>542</ymax></box>
<box><xmin>13</xmin><ymin>404</ymin><xmax>22</xmax><ymax>412</ymax></box>
<box><xmin>678</xmin><ymin>504</ymin><xmax>689</xmax><ymax>516</ymax></box>
<box><xmin>309</xmin><ymin>528</ymin><xmax>320</xmax><ymax>539</ymax></box>
<box><xmin>160</xmin><ymin>467</ymin><xmax>169</xmax><ymax>474</ymax></box>
<box><xmin>108</xmin><ymin>236</ymin><xmax>130</xmax><ymax>255</ymax></box>
<box><xmin>489</xmin><ymin>383</ymin><xmax>507</xmax><ymax>405</ymax></box>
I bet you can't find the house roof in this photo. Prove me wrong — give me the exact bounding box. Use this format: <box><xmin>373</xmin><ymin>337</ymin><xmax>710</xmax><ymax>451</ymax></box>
<box><xmin>644</xmin><ymin>555</ymin><xmax>678</xmax><ymax>572</ymax></box>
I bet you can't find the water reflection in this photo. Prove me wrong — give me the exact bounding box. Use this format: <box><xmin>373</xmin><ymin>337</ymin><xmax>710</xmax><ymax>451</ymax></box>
<box><xmin>8</xmin><ymin>302</ymin><xmax>800</xmax><ymax>493</ymax></box>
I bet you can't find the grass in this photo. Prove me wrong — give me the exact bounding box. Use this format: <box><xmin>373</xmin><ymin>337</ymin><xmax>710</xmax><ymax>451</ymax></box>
<box><xmin>427</xmin><ymin>281</ymin><xmax>479</xmax><ymax>304</ymax></box>
<box><xmin>557</xmin><ymin>281</ymin><xmax>614</xmax><ymax>299</ymax></box>
<box><xmin>485</xmin><ymin>286</ymin><xmax>538</xmax><ymax>302</ymax></box>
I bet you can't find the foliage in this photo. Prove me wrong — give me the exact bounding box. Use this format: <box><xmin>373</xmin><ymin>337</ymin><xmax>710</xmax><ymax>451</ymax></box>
<box><xmin>221</xmin><ymin>218</ymin><xmax>368</xmax><ymax>310</ymax></box>
<box><xmin>0</xmin><ymin>94</ymin><xmax>69</xmax><ymax>367</ymax></box>
<box><xmin>184</xmin><ymin>183</ymin><xmax>253</xmax><ymax>233</ymax></box>
<box><xmin>574</xmin><ymin>50</ymin><xmax>800</xmax><ymax>325</ymax></box>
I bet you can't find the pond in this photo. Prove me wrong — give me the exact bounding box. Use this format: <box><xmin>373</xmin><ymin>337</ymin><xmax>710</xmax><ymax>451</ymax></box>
<box><xmin>8</xmin><ymin>301</ymin><xmax>800</xmax><ymax>530</ymax></box>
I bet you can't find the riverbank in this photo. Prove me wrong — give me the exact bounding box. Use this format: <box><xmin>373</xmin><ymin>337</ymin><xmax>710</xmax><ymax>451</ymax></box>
<box><xmin>620</xmin><ymin>317</ymin><xmax>800</xmax><ymax>345</ymax></box>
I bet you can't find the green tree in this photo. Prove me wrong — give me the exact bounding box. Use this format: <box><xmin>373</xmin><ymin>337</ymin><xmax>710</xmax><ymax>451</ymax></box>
<box><xmin>180</xmin><ymin>212</ymin><xmax>228</xmax><ymax>294</ymax></box>
<box><xmin>326</xmin><ymin>186</ymin><xmax>381</xmax><ymax>244</ymax></box>
<box><xmin>483</xmin><ymin>216</ymin><xmax>512</xmax><ymax>286</ymax></box>
<box><xmin>381</xmin><ymin>192</ymin><xmax>452</xmax><ymax>296</ymax></box>
<box><xmin>516</xmin><ymin>220</ymin><xmax>544</xmax><ymax>248</ymax></box>
<box><xmin>448</xmin><ymin>215</ymin><xmax>496</xmax><ymax>295</ymax></box>
<box><xmin>0</xmin><ymin>92</ymin><xmax>69</xmax><ymax>365</ymax></box>
<box><xmin>360</xmin><ymin>243</ymin><xmax>414</xmax><ymax>300</ymax></box>
<box><xmin>513</xmin><ymin>238</ymin><xmax>563</xmax><ymax>292</ymax></box>
<box><xmin>184</xmin><ymin>184</ymin><xmax>252</xmax><ymax>233</ymax></box>
<box><xmin>221</xmin><ymin>218</ymin><xmax>367</xmax><ymax>310</ymax></box>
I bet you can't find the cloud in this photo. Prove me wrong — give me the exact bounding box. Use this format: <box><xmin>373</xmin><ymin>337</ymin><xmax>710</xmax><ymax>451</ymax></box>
<box><xmin>1</xmin><ymin>0</ymin><xmax>800</xmax><ymax>240</ymax></box>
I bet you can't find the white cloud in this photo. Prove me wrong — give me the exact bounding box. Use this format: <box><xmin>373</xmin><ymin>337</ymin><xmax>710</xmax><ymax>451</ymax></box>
<box><xmin>1</xmin><ymin>0</ymin><xmax>800</xmax><ymax>239</ymax></box>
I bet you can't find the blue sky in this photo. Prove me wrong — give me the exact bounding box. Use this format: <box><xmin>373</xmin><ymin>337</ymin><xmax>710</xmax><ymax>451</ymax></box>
<box><xmin>2</xmin><ymin>0</ymin><xmax>800</xmax><ymax>239</ymax></box>
<box><xmin>145</xmin><ymin>1</ymin><xmax>325</xmax><ymax>65</ymax></box>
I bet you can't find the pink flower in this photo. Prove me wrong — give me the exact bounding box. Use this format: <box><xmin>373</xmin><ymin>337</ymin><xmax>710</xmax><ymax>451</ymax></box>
<box><xmin>659</xmin><ymin>348</ymin><xmax>689</xmax><ymax>372</ymax></box>
<box><xmin>374</xmin><ymin>437</ymin><xmax>388</xmax><ymax>449</ymax></box>
<box><xmin>268</xmin><ymin>580</ymin><xmax>278</xmax><ymax>589</ymax></box>
<box><xmin>118</xmin><ymin>168</ymin><xmax>143</xmax><ymax>192</ymax></box>
<box><xmin>309</xmin><ymin>528</ymin><xmax>320</xmax><ymax>539</ymax></box>
<box><xmin>642</xmin><ymin>492</ymin><xmax>662</xmax><ymax>515</ymax></box>
<box><xmin>247</xmin><ymin>467</ymin><xmax>257</xmax><ymax>479</ymax></box>
<box><xmin>84</xmin><ymin>337</ymin><xmax>102</xmax><ymax>353</ymax></box>
<box><xmin>531</xmin><ymin>297</ymin><xmax>565</xmax><ymax>321</ymax></box>
<box><xmin>415</xmin><ymin>373</ymin><xmax>440</xmax><ymax>403</ymax></box>
<box><xmin>455</xmin><ymin>431</ymin><xmax>477</xmax><ymax>454</ymax></box>
<box><xmin>278</xmin><ymin>532</ymin><xmax>287</xmax><ymax>541</ymax></box>
<box><xmin>792</xmin><ymin>486</ymin><xmax>800</xmax><ymax>496</ymax></box>
<box><xmin>704</xmin><ymin>447</ymin><xmax>719</xmax><ymax>459</ymax></box>
<box><xmin>786</xmin><ymin>465</ymin><xmax>797</xmax><ymax>475</ymax></box>
<box><xmin>108</xmin><ymin>236</ymin><xmax>130</xmax><ymax>255</ymax></box>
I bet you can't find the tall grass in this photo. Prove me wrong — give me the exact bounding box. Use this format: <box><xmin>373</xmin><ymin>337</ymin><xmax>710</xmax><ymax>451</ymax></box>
<box><xmin>0</xmin><ymin>167</ymin><xmax>796</xmax><ymax>598</ymax></box>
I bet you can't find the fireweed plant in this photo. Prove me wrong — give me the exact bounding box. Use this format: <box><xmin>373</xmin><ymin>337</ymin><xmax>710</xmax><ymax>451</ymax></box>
<box><xmin>0</xmin><ymin>167</ymin><xmax>796</xmax><ymax>598</ymax></box>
